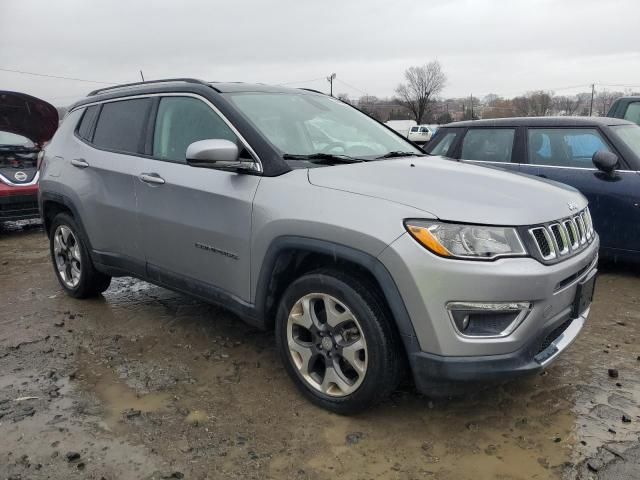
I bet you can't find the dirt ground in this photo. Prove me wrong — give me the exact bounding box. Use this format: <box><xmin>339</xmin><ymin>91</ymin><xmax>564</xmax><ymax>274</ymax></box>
<box><xmin>1</xmin><ymin>221</ymin><xmax>639</xmax><ymax>480</ymax></box>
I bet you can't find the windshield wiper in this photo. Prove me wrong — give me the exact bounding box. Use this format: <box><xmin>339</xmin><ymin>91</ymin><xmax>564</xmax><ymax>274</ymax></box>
<box><xmin>283</xmin><ymin>153</ymin><xmax>364</xmax><ymax>164</ymax></box>
<box><xmin>376</xmin><ymin>151</ymin><xmax>426</xmax><ymax>159</ymax></box>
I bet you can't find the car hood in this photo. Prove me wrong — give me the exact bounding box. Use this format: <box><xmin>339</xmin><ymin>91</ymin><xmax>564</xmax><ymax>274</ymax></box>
<box><xmin>0</xmin><ymin>91</ymin><xmax>58</xmax><ymax>145</ymax></box>
<box><xmin>307</xmin><ymin>156</ymin><xmax>587</xmax><ymax>226</ymax></box>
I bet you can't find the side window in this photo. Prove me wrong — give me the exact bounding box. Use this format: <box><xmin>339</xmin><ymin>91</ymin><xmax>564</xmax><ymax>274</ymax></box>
<box><xmin>93</xmin><ymin>98</ymin><xmax>151</xmax><ymax>154</ymax></box>
<box><xmin>153</xmin><ymin>97</ymin><xmax>237</xmax><ymax>163</ymax></box>
<box><xmin>623</xmin><ymin>102</ymin><xmax>640</xmax><ymax>125</ymax></box>
<box><xmin>528</xmin><ymin>128</ymin><xmax>611</xmax><ymax>168</ymax></box>
<box><xmin>76</xmin><ymin>105</ymin><xmax>100</xmax><ymax>141</ymax></box>
<box><xmin>428</xmin><ymin>131</ymin><xmax>458</xmax><ymax>157</ymax></box>
<box><xmin>460</xmin><ymin>128</ymin><xmax>515</xmax><ymax>163</ymax></box>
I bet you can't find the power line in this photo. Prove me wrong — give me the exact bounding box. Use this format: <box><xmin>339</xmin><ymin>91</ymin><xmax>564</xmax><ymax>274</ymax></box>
<box><xmin>335</xmin><ymin>78</ymin><xmax>367</xmax><ymax>95</ymax></box>
<box><xmin>275</xmin><ymin>77</ymin><xmax>325</xmax><ymax>86</ymax></box>
<box><xmin>0</xmin><ymin>67</ymin><xmax>116</xmax><ymax>85</ymax></box>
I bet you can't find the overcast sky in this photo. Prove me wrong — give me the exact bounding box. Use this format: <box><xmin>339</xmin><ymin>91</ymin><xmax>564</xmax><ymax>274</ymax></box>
<box><xmin>2</xmin><ymin>0</ymin><xmax>639</xmax><ymax>105</ymax></box>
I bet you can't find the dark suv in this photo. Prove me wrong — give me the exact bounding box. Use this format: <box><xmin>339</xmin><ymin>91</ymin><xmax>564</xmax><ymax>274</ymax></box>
<box><xmin>608</xmin><ymin>96</ymin><xmax>640</xmax><ymax>125</ymax></box>
<box><xmin>426</xmin><ymin>117</ymin><xmax>640</xmax><ymax>262</ymax></box>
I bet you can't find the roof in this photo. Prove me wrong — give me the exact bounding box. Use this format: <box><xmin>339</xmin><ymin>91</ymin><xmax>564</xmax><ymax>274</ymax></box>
<box><xmin>70</xmin><ymin>78</ymin><xmax>323</xmax><ymax>110</ymax></box>
<box><xmin>444</xmin><ymin>116</ymin><xmax>633</xmax><ymax>128</ymax></box>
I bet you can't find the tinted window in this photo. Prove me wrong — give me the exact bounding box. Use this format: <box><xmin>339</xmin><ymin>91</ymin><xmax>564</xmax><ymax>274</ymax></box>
<box><xmin>76</xmin><ymin>105</ymin><xmax>100</xmax><ymax>141</ymax></box>
<box><xmin>410</xmin><ymin>127</ymin><xmax>419</xmax><ymax>132</ymax></box>
<box><xmin>428</xmin><ymin>131</ymin><xmax>457</xmax><ymax>156</ymax></box>
<box><xmin>528</xmin><ymin>128</ymin><xmax>611</xmax><ymax>168</ymax></box>
<box><xmin>93</xmin><ymin>98</ymin><xmax>151</xmax><ymax>154</ymax></box>
<box><xmin>461</xmin><ymin>128</ymin><xmax>515</xmax><ymax>163</ymax></box>
<box><xmin>153</xmin><ymin>97</ymin><xmax>237</xmax><ymax>163</ymax></box>
<box><xmin>623</xmin><ymin>102</ymin><xmax>640</xmax><ymax>125</ymax></box>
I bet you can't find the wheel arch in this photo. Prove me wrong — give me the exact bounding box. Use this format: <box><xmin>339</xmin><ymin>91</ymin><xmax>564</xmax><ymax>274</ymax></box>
<box><xmin>254</xmin><ymin>236</ymin><xmax>418</xmax><ymax>344</ymax></box>
<box><xmin>41</xmin><ymin>192</ymin><xmax>93</xmax><ymax>252</ymax></box>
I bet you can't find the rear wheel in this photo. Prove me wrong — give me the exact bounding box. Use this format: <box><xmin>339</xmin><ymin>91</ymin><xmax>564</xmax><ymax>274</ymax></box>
<box><xmin>275</xmin><ymin>269</ymin><xmax>404</xmax><ymax>414</ymax></box>
<box><xmin>49</xmin><ymin>213</ymin><xmax>111</xmax><ymax>298</ymax></box>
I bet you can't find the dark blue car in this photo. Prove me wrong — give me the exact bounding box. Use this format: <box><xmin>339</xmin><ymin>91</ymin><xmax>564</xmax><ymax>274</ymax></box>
<box><xmin>425</xmin><ymin>117</ymin><xmax>640</xmax><ymax>262</ymax></box>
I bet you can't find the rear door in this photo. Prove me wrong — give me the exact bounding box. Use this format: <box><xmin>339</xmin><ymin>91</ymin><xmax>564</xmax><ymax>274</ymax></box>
<box><xmin>135</xmin><ymin>94</ymin><xmax>260</xmax><ymax>302</ymax></box>
<box><xmin>72</xmin><ymin>98</ymin><xmax>152</xmax><ymax>274</ymax></box>
<box><xmin>455</xmin><ymin>127</ymin><xmax>521</xmax><ymax>173</ymax></box>
<box><xmin>523</xmin><ymin>127</ymin><xmax>640</xmax><ymax>254</ymax></box>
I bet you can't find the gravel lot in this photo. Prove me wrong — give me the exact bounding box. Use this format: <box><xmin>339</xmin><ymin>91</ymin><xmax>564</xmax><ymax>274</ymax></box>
<box><xmin>1</xmin><ymin>222</ymin><xmax>639</xmax><ymax>480</ymax></box>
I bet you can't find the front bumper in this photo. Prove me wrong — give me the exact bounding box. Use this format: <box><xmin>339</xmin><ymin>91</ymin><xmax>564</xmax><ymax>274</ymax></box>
<box><xmin>408</xmin><ymin>305</ymin><xmax>589</xmax><ymax>395</ymax></box>
<box><xmin>0</xmin><ymin>184</ymin><xmax>40</xmax><ymax>221</ymax></box>
<box><xmin>379</xmin><ymin>231</ymin><xmax>599</xmax><ymax>393</ymax></box>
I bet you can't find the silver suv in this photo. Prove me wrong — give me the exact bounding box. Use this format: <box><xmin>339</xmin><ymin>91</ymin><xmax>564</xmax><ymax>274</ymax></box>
<box><xmin>39</xmin><ymin>79</ymin><xmax>598</xmax><ymax>413</ymax></box>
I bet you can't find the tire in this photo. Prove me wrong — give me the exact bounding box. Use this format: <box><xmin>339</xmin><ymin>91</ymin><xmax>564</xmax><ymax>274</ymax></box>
<box><xmin>275</xmin><ymin>269</ymin><xmax>404</xmax><ymax>414</ymax></box>
<box><xmin>49</xmin><ymin>213</ymin><xmax>111</xmax><ymax>298</ymax></box>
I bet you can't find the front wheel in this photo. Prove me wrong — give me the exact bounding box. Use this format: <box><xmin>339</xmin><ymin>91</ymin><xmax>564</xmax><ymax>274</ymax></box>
<box><xmin>275</xmin><ymin>270</ymin><xmax>404</xmax><ymax>414</ymax></box>
<box><xmin>49</xmin><ymin>213</ymin><xmax>111</xmax><ymax>298</ymax></box>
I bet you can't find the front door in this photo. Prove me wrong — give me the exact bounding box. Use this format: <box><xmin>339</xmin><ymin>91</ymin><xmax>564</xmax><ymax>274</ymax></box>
<box><xmin>456</xmin><ymin>127</ymin><xmax>521</xmax><ymax>173</ymax></box>
<box><xmin>135</xmin><ymin>95</ymin><xmax>260</xmax><ymax>302</ymax></box>
<box><xmin>522</xmin><ymin>127</ymin><xmax>640</xmax><ymax>255</ymax></box>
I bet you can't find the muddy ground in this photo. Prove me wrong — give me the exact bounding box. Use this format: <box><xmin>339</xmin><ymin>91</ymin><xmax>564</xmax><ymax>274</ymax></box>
<box><xmin>1</xmin><ymin>222</ymin><xmax>639</xmax><ymax>480</ymax></box>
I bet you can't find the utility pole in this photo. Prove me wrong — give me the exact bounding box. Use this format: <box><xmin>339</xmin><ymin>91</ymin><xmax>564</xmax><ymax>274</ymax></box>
<box><xmin>589</xmin><ymin>83</ymin><xmax>595</xmax><ymax>116</ymax></box>
<box><xmin>327</xmin><ymin>73</ymin><xmax>336</xmax><ymax>96</ymax></box>
<box><xmin>470</xmin><ymin>94</ymin><xmax>474</xmax><ymax>120</ymax></box>
<box><xmin>140</xmin><ymin>70</ymin><xmax>145</xmax><ymax>82</ymax></box>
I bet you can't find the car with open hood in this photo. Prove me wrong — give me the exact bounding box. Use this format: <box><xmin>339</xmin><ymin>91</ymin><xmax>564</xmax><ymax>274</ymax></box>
<box><xmin>0</xmin><ymin>91</ymin><xmax>58</xmax><ymax>224</ymax></box>
<box><xmin>39</xmin><ymin>79</ymin><xmax>598</xmax><ymax>413</ymax></box>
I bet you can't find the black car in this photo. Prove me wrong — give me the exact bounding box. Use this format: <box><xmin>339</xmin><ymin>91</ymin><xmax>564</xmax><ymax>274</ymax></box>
<box><xmin>608</xmin><ymin>96</ymin><xmax>640</xmax><ymax>125</ymax></box>
<box><xmin>425</xmin><ymin>117</ymin><xmax>640</xmax><ymax>263</ymax></box>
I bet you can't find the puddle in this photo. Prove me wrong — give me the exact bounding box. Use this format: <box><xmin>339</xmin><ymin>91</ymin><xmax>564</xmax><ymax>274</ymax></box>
<box><xmin>77</xmin><ymin>356</ymin><xmax>172</xmax><ymax>430</ymax></box>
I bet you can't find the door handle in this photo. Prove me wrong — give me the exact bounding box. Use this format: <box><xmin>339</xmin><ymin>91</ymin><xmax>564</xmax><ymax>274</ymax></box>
<box><xmin>71</xmin><ymin>158</ymin><xmax>89</xmax><ymax>168</ymax></box>
<box><xmin>139</xmin><ymin>173</ymin><xmax>166</xmax><ymax>185</ymax></box>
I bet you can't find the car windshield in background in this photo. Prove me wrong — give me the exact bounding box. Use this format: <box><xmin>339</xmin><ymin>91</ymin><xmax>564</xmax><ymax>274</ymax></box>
<box><xmin>611</xmin><ymin>124</ymin><xmax>640</xmax><ymax>157</ymax></box>
<box><xmin>0</xmin><ymin>131</ymin><xmax>35</xmax><ymax>148</ymax></box>
<box><xmin>227</xmin><ymin>92</ymin><xmax>422</xmax><ymax>162</ymax></box>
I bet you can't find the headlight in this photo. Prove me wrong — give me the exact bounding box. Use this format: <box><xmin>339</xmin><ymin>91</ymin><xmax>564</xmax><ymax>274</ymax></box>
<box><xmin>405</xmin><ymin>220</ymin><xmax>527</xmax><ymax>260</ymax></box>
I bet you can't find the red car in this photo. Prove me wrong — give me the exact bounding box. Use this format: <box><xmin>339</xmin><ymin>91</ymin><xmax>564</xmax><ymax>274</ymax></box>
<box><xmin>0</xmin><ymin>91</ymin><xmax>58</xmax><ymax>224</ymax></box>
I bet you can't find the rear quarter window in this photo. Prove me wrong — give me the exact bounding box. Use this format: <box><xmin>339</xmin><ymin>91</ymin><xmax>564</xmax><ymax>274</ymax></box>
<box><xmin>76</xmin><ymin>105</ymin><xmax>100</xmax><ymax>142</ymax></box>
<box><xmin>92</xmin><ymin>98</ymin><xmax>152</xmax><ymax>154</ymax></box>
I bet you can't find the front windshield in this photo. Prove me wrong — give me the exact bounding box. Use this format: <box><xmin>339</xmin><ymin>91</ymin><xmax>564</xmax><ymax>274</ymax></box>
<box><xmin>611</xmin><ymin>124</ymin><xmax>640</xmax><ymax>158</ymax></box>
<box><xmin>0</xmin><ymin>131</ymin><xmax>35</xmax><ymax>148</ymax></box>
<box><xmin>227</xmin><ymin>92</ymin><xmax>422</xmax><ymax>160</ymax></box>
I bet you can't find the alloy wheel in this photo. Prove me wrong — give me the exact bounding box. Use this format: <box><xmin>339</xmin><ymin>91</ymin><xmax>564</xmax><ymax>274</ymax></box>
<box><xmin>286</xmin><ymin>293</ymin><xmax>368</xmax><ymax>397</ymax></box>
<box><xmin>53</xmin><ymin>225</ymin><xmax>82</xmax><ymax>288</ymax></box>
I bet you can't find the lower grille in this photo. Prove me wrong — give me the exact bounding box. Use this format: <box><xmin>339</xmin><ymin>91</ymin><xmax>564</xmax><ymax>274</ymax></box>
<box><xmin>537</xmin><ymin>319</ymin><xmax>572</xmax><ymax>355</ymax></box>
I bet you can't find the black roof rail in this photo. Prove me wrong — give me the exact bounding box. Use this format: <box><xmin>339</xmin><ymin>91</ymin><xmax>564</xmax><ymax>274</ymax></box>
<box><xmin>298</xmin><ymin>88</ymin><xmax>326</xmax><ymax>95</ymax></box>
<box><xmin>88</xmin><ymin>78</ymin><xmax>211</xmax><ymax>96</ymax></box>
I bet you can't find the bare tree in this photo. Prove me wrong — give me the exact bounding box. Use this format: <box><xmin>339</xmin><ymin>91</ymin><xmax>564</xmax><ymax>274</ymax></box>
<box><xmin>512</xmin><ymin>96</ymin><xmax>530</xmax><ymax>116</ymax></box>
<box><xmin>528</xmin><ymin>91</ymin><xmax>553</xmax><ymax>116</ymax></box>
<box><xmin>511</xmin><ymin>91</ymin><xmax>553</xmax><ymax>116</ymax></box>
<box><xmin>553</xmin><ymin>95</ymin><xmax>582</xmax><ymax>116</ymax></box>
<box><xmin>395</xmin><ymin>61</ymin><xmax>446</xmax><ymax>123</ymax></box>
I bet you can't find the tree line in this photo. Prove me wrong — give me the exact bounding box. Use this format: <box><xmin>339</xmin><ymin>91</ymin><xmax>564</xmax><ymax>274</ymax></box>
<box><xmin>336</xmin><ymin>61</ymin><xmax>638</xmax><ymax>124</ymax></box>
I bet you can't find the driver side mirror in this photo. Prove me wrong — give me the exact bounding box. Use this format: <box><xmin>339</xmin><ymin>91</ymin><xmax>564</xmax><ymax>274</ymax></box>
<box><xmin>186</xmin><ymin>139</ymin><xmax>259</xmax><ymax>172</ymax></box>
<box><xmin>592</xmin><ymin>150</ymin><xmax>618</xmax><ymax>176</ymax></box>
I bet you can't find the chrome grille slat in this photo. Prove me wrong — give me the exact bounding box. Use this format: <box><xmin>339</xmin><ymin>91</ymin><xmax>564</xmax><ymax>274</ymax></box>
<box><xmin>529</xmin><ymin>207</ymin><xmax>595</xmax><ymax>262</ymax></box>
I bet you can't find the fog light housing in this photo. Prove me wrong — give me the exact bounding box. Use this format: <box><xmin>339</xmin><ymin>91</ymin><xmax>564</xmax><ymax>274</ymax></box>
<box><xmin>446</xmin><ymin>302</ymin><xmax>531</xmax><ymax>338</ymax></box>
